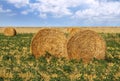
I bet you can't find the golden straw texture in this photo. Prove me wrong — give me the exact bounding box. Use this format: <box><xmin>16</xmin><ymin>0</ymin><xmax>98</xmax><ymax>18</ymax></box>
<box><xmin>67</xmin><ymin>30</ymin><xmax>106</xmax><ymax>62</ymax></box>
<box><xmin>61</xmin><ymin>28</ymin><xmax>81</xmax><ymax>38</ymax></box>
<box><xmin>31</xmin><ymin>29</ymin><xmax>68</xmax><ymax>58</ymax></box>
<box><xmin>66</xmin><ymin>28</ymin><xmax>81</xmax><ymax>35</ymax></box>
<box><xmin>4</xmin><ymin>27</ymin><xmax>16</xmax><ymax>36</ymax></box>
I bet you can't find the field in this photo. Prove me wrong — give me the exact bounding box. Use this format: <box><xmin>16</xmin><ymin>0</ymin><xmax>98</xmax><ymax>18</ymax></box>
<box><xmin>0</xmin><ymin>28</ymin><xmax>120</xmax><ymax>81</ymax></box>
<box><xmin>0</xmin><ymin>27</ymin><xmax>120</xmax><ymax>33</ymax></box>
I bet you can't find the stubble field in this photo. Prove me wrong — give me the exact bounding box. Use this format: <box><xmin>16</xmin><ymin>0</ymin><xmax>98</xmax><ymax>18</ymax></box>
<box><xmin>0</xmin><ymin>27</ymin><xmax>120</xmax><ymax>81</ymax></box>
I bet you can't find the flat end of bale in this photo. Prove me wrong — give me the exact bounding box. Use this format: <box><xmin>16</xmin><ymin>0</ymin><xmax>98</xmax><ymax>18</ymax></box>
<box><xmin>4</xmin><ymin>27</ymin><xmax>16</xmax><ymax>36</ymax></box>
<box><xmin>67</xmin><ymin>30</ymin><xmax>106</xmax><ymax>63</ymax></box>
<box><xmin>31</xmin><ymin>28</ymin><xmax>68</xmax><ymax>59</ymax></box>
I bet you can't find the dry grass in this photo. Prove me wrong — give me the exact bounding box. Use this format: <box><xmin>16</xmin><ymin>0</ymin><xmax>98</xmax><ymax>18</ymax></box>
<box><xmin>67</xmin><ymin>30</ymin><xmax>106</xmax><ymax>63</ymax></box>
<box><xmin>0</xmin><ymin>27</ymin><xmax>120</xmax><ymax>33</ymax></box>
<box><xmin>31</xmin><ymin>28</ymin><xmax>68</xmax><ymax>58</ymax></box>
<box><xmin>0</xmin><ymin>33</ymin><xmax>119</xmax><ymax>81</ymax></box>
<box><xmin>4</xmin><ymin>27</ymin><xmax>16</xmax><ymax>36</ymax></box>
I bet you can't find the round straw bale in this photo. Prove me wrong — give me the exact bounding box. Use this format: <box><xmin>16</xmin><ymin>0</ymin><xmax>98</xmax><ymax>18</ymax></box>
<box><xmin>31</xmin><ymin>29</ymin><xmax>68</xmax><ymax>58</ymax></box>
<box><xmin>66</xmin><ymin>28</ymin><xmax>81</xmax><ymax>35</ymax></box>
<box><xmin>60</xmin><ymin>28</ymin><xmax>81</xmax><ymax>39</ymax></box>
<box><xmin>4</xmin><ymin>27</ymin><xmax>16</xmax><ymax>36</ymax></box>
<box><xmin>67</xmin><ymin>30</ymin><xmax>106</xmax><ymax>63</ymax></box>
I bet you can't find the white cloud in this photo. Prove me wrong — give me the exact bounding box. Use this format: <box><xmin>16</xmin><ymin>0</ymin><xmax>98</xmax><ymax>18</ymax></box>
<box><xmin>29</xmin><ymin>0</ymin><xmax>74</xmax><ymax>18</ymax></box>
<box><xmin>7</xmin><ymin>0</ymin><xmax>29</xmax><ymax>8</ymax></box>
<box><xmin>0</xmin><ymin>5</ymin><xmax>11</xmax><ymax>13</ymax></box>
<box><xmin>0</xmin><ymin>5</ymin><xmax>17</xmax><ymax>17</ymax></box>
<box><xmin>5</xmin><ymin>0</ymin><xmax>120</xmax><ymax>21</ymax></box>
<box><xmin>29</xmin><ymin>0</ymin><xmax>98</xmax><ymax>18</ymax></box>
<box><xmin>39</xmin><ymin>13</ymin><xmax>47</xmax><ymax>19</ymax></box>
<box><xmin>6</xmin><ymin>0</ymin><xmax>86</xmax><ymax>18</ymax></box>
<box><xmin>73</xmin><ymin>1</ymin><xmax>120</xmax><ymax>23</ymax></box>
<box><xmin>21</xmin><ymin>11</ymin><xmax>28</xmax><ymax>15</ymax></box>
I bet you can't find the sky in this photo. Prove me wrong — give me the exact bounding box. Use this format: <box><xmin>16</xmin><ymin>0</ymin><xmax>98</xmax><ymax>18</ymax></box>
<box><xmin>0</xmin><ymin>0</ymin><xmax>120</xmax><ymax>27</ymax></box>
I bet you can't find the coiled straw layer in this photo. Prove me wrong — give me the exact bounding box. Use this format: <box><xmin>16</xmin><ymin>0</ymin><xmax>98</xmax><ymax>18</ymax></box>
<box><xmin>4</xmin><ymin>27</ymin><xmax>16</xmax><ymax>36</ymax></box>
<box><xmin>67</xmin><ymin>30</ymin><xmax>106</xmax><ymax>62</ymax></box>
<box><xmin>31</xmin><ymin>28</ymin><xmax>68</xmax><ymax>58</ymax></box>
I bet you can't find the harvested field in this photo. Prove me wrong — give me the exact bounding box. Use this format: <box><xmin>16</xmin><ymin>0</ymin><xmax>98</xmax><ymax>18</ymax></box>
<box><xmin>0</xmin><ymin>27</ymin><xmax>120</xmax><ymax>33</ymax></box>
<box><xmin>0</xmin><ymin>27</ymin><xmax>120</xmax><ymax>81</ymax></box>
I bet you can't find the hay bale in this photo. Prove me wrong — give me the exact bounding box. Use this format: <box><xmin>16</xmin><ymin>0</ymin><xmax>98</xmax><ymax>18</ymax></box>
<box><xmin>62</xmin><ymin>28</ymin><xmax>81</xmax><ymax>37</ymax></box>
<box><xmin>4</xmin><ymin>27</ymin><xmax>16</xmax><ymax>36</ymax></box>
<box><xmin>67</xmin><ymin>30</ymin><xmax>106</xmax><ymax>62</ymax></box>
<box><xmin>31</xmin><ymin>28</ymin><xmax>68</xmax><ymax>58</ymax></box>
<box><xmin>66</xmin><ymin>28</ymin><xmax>81</xmax><ymax>35</ymax></box>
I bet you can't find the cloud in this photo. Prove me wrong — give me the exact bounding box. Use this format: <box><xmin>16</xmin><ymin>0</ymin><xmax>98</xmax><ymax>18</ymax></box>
<box><xmin>0</xmin><ymin>5</ymin><xmax>11</xmax><ymax>13</ymax></box>
<box><xmin>72</xmin><ymin>0</ymin><xmax>120</xmax><ymax>25</ymax></box>
<box><xmin>7</xmin><ymin>0</ymin><xmax>29</xmax><ymax>8</ymax></box>
<box><xmin>6</xmin><ymin>0</ymin><xmax>87</xmax><ymax>18</ymax></box>
<box><xmin>0</xmin><ymin>4</ymin><xmax>17</xmax><ymax>17</ymax></box>
<box><xmin>76</xmin><ymin>1</ymin><xmax>120</xmax><ymax>17</ymax></box>
<box><xmin>39</xmin><ymin>13</ymin><xmax>47</xmax><ymax>19</ymax></box>
<box><xmin>28</xmin><ymin>0</ymin><xmax>99</xmax><ymax>18</ymax></box>
<box><xmin>29</xmin><ymin>0</ymin><xmax>74</xmax><ymax>18</ymax></box>
<box><xmin>5</xmin><ymin>0</ymin><xmax>120</xmax><ymax>22</ymax></box>
<box><xmin>21</xmin><ymin>10</ymin><xmax>28</xmax><ymax>15</ymax></box>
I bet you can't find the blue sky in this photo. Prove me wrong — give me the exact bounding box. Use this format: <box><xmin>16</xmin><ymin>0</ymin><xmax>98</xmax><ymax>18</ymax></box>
<box><xmin>0</xmin><ymin>0</ymin><xmax>120</xmax><ymax>27</ymax></box>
